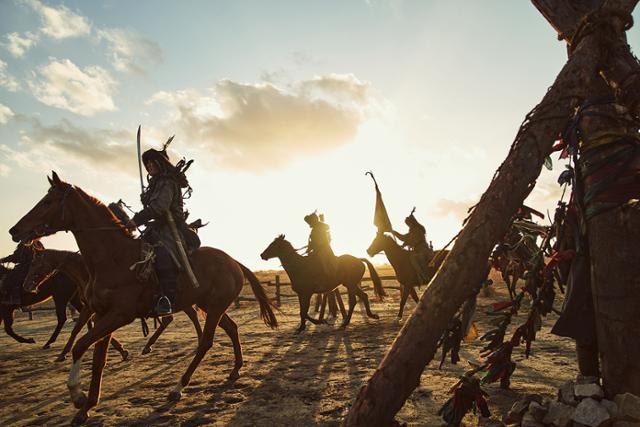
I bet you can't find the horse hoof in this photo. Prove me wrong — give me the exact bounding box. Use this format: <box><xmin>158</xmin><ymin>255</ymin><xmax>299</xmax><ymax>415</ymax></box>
<box><xmin>71</xmin><ymin>411</ymin><xmax>88</xmax><ymax>426</ymax></box>
<box><xmin>121</xmin><ymin>350</ymin><xmax>129</xmax><ymax>361</ymax></box>
<box><xmin>141</xmin><ymin>346</ymin><xmax>151</xmax><ymax>355</ymax></box>
<box><xmin>168</xmin><ymin>390</ymin><xmax>182</xmax><ymax>402</ymax></box>
<box><xmin>370</xmin><ymin>314</ymin><xmax>380</xmax><ymax>320</ymax></box>
<box><xmin>393</xmin><ymin>317</ymin><xmax>402</xmax><ymax>326</ymax></box>
<box><xmin>338</xmin><ymin>323</ymin><xmax>347</xmax><ymax>330</ymax></box>
<box><xmin>42</xmin><ymin>343</ymin><xmax>51</xmax><ymax>350</ymax></box>
<box><xmin>228</xmin><ymin>370</ymin><xmax>240</xmax><ymax>381</ymax></box>
<box><xmin>26</xmin><ymin>338</ymin><xmax>36</xmax><ymax>344</ymax></box>
<box><xmin>72</xmin><ymin>392</ymin><xmax>87</xmax><ymax>409</ymax></box>
<box><xmin>55</xmin><ymin>354</ymin><xmax>66</xmax><ymax>362</ymax></box>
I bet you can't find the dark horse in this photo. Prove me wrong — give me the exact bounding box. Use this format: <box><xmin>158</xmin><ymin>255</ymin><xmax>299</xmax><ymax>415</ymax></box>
<box><xmin>24</xmin><ymin>249</ymin><xmax>196</xmax><ymax>360</ymax></box>
<box><xmin>367</xmin><ymin>232</ymin><xmax>448</xmax><ymax>320</ymax></box>
<box><xmin>9</xmin><ymin>172</ymin><xmax>278</xmax><ymax>425</ymax></box>
<box><xmin>0</xmin><ymin>262</ymin><xmax>84</xmax><ymax>349</ymax></box>
<box><xmin>260</xmin><ymin>234</ymin><xmax>385</xmax><ymax>333</ymax></box>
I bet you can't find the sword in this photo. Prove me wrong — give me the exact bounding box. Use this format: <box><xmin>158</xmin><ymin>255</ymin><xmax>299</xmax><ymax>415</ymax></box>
<box><xmin>165</xmin><ymin>211</ymin><xmax>200</xmax><ymax>288</ymax></box>
<box><xmin>136</xmin><ymin>125</ymin><xmax>144</xmax><ymax>194</ymax></box>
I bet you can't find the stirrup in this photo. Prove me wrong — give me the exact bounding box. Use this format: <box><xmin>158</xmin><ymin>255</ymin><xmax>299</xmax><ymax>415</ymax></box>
<box><xmin>155</xmin><ymin>296</ymin><xmax>173</xmax><ymax>315</ymax></box>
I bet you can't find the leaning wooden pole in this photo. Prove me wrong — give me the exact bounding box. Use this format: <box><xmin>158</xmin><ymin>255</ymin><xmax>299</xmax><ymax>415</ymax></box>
<box><xmin>342</xmin><ymin>5</ymin><xmax>624</xmax><ymax>427</ymax></box>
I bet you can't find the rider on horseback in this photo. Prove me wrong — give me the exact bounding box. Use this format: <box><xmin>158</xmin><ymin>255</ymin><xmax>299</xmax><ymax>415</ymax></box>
<box><xmin>392</xmin><ymin>208</ymin><xmax>431</xmax><ymax>284</ymax></box>
<box><xmin>0</xmin><ymin>240</ymin><xmax>44</xmax><ymax>305</ymax></box>
<box><xmin>304</xmin><ymin>212</ymin><xmax>337</xmax><ymax>281</ymax></box>
<box><xmin>126</xmin><ymin>147</ymin><xmax>198</xmax><ymax>315</ymax></box>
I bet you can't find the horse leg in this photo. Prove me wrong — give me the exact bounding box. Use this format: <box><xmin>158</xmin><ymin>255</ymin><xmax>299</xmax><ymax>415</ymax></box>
<box><xmin>218</xmin><ymin>313</ymin><xmax>243</xmax><ymax>381</ymax></box>
<box><xmin>168</xmin><ymin>308</ymin><xmax>223</xmax><ymax>402</ymax></box>
<box><xmin>318</xmin><ymin>293</ymin><xmax>328</xmax><ymax>323</ymax></box>
<box><xmin>43</xmin><ymin>299</ymin><xmax>67</xmax><ymax>349</ymax></box>
<box><xmin>328</xmin><ymin>291</ymin><xmax>338</xmax><ymax>318</ymax></box>
<box><xmin>2</xmin><ymin>306</ymin><xmax>35</xmax><ymax>344</ymax></box>
<box><xmin>313</xmin><ymin>294</ymin><xmax>322</xmax><ymax>313</ymax></box>
<box><xmin>67</xmin><ymin>311</ymin><xmax>132</xmax><ymax>413</ymax></box>
<box><xmin>355</xmin><ymin>286</ymin><xmax>379</xmax><ymax>320</ymax></box>
<box><xmin>335</xmin><ymin>289</ymin><xmax>347</xmax><ymax>319</ymax></box>
<box><xmin>397</xmin><ymin>286</ymin><xmax>410</xmax><ymax>320</ymax></box>
<box><xmin>339</xmin><ymin>289</ymin><xmax>357</xmax><ymax>329</ymax></box>
<box><xmin>57</xmin><ymin>306</ymin><xmax>92</xmax><ymax>362</ymax></box>
<box><xmin>109</xmin><ymin>335</ymin><xmax>129</xmax><ymax>361</ymax></box>
<box><xmin>142</xmin><ymin>315</ymin><xmax>172</xmax><ymax>355</ymax></box>
<box><xmin>295</xmin><ymin>294</ymin><xmax>311</xmax><ymax>333</ymax></box>
<box><xmin>185</xmin><ymin>306</ymin><xmax>203</xmax><ymax>341</ymax></box>
<box><xmin>409</xmin><ymin>287</ymin><xmax>419</xmax><ymax>303</ymax></box>
<box><xmin>70</xmin><ymin>334</ymin><xmax>111</xmax><ymax>426</ymax></box>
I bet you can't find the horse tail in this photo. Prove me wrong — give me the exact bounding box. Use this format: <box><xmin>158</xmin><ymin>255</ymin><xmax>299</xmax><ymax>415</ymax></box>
<box><xmin>238</xmin><ymin>262</ymin><xmax>278</xmax><ymax>329</ymax></box>
<box><xmin>360</xmin><ymin>258</ymin><xmax>386</xmax><ymax>300</ymax></box>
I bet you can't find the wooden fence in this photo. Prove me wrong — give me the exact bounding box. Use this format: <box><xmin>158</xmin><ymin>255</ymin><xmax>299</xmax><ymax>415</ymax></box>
<box><xmin>18</xmin><ymin>273</ymin><xmax>402</xmax><ymax>319</ymax></box>
<box><xmin>234</xmin><ymin>274</ymin><xmax>401</xmax><ymax>308</ymax></box>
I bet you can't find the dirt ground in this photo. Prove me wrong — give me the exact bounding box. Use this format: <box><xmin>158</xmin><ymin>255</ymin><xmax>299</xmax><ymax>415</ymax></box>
<box><xmin>0</xmin><ymin>268</ymin><xmax>578</xmax><ymax>426</ymax></box>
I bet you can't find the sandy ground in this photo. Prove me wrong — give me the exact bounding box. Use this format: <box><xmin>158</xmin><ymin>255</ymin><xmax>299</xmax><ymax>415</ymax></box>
<box><xmin>0</xmin><ymin>269</ymin><xmax>578</xmax><ymax>426</ymax></box>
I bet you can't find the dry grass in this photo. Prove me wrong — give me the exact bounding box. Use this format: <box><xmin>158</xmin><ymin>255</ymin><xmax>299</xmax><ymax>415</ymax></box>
<box><xmin>0</xmin><ymin>269</ymin><xmax>577</xmax><ymax>426</ymax></box>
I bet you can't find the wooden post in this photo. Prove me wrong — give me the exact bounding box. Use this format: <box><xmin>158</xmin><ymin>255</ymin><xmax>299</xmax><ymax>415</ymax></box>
<box><xmin>275</xmin><ymin>275</ymin><xmax>281</xmax><ymax>307</ymax></box>
<box><xmin>342</xmin><ymin>3</ymin><xmax>631</xmax><ymax>422</ymax></box>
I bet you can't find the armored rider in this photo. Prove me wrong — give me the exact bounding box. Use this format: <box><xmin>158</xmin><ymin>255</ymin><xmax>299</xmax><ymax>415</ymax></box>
<box><xmin>126</xmin><ymin>147</ymin><xmax>196</xmax><ymax>315</ymax></box>
<box><xmin>392</xmin><ymin>208</ymin><xmax>431</xmax><ymax>284</ymax></box>
<box><xmin>304</xmin><ymin>212</ymin><xmax>337</xmax><ymax>281</ymax></box>
<box><xmin>0</xmin><ymin>240</ymin><xmax>44</xmax><ymax>305</ymax></box>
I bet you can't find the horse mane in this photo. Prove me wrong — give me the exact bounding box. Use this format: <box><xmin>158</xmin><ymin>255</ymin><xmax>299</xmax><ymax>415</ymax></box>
<box><xmin>74</xmin><ymin>186</ymin><xmax>133</xmax><ymax>238</ymax></box>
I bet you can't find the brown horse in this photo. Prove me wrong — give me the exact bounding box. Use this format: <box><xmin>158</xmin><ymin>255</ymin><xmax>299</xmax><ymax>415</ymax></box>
<box><xmin>260</xmin><ymin>234</ymin><xmax>384</xmax><ymax>333</ymax></box>
<box><xmin>491</xmin><ymin>228</ymin><xmax>537</xmax><ymax>299</ymax></box>
<box><xmin>9</xmin><ymin>172</ymin><xmax>277</xmax><ymax>425</ymax></box>
<box><xmin>0</xmin><ymin>262</ymin><xmax>85</xmax><ymax>348</ymax></box>
<box><xmin>366</xmin><ymin>232</ymin><xmax>448</xmax><ymax>320</ymax></box>
<box><xmin>24</xmin><ymin>249</ymin><xmax>200</xmax><ymax>360</ymax></box>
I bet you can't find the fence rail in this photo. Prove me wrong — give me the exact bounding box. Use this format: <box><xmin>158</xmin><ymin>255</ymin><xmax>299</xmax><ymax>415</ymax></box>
<box><xmin>18</xmin><ymin>273</ymin><xmax>402</xmax><ymax>317</ymax></box>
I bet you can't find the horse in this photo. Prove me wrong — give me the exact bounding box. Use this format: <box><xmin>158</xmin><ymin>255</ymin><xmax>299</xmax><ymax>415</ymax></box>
<box><xmin>24</xmin><ymin>249</ymin><xmax>198</xmax><ymax>360</ymax></box>
<box><xmin>366</xmin><ymin>232</ymin><xmax>448</xmax><ymax>320</ymax></box>
<box><xmin>0</xmin><ymin>260</ymin><xmax>86</xmax><ymax>349</ymax></box>
<box><xmin>491</xmin><ymin>227</ymin><xmax>538</xmax><ymax>300</ymax></box>
<box><xmin>260</xmin><ymin>234</ymin><xmax>384</xmax><ymax>333</ymax></box>
<box><xmin>9</xmin><ymin>172</ymin><xmax>278</xmax><ymax>425</ymax></box>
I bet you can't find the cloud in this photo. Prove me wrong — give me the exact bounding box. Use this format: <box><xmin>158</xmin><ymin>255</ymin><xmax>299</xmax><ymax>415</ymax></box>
<box><xmin>28</xmin><ymin>58</ymin><xmax>116</xmax><ymax>116</ymax></box>
<box><xmin>24</xmin><ymin>0</ymin><xmax>91</xmax><ymax>40</ymax></box>
<box><xmin>2</xmin><ymin>31</ymin><xmax>39</xmax><ymax>57</ymax></box>
<box><xmin>0</xmin><ymin>103</ymin><xmax>14</xmax><ymax>124</ymax></box>
<box><xmin>0</xmin><ymin>60</ymin><xmax>20</xmax><ymax>92</ymax></box>
<box><xmin>0</xmin><ymin>163</ymin><xmax>10</xmax><ymax>177</ymax></box>
<box><xmin>147</xmin><ymin>74</ymin><xmax>372</xmax><ymax>171</ymax></box>
<box><xmin>97</xmin><ymin>28</ymin><xmax>163</xmax><ymax>74</ymax></box>
<box><xmin>433</xmin><ymin>198</ymin><xmax>477</xmax><ymax>222</ymax></box>
<box><xmin>21</xmin><ymin>118</ymin><xmax>136</xmax><ymax>171</ymax></box>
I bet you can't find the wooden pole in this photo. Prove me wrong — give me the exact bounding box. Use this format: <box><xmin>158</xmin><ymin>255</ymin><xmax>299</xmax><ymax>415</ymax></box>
<box><xmin>343</xmin><ymin>5</ymin><xmax>626</xmax><ymax>424</ymax></box>
<box><xmin>275</xmin><ymin>275</ymin><xmax>281</xmax><ymax>307</ymax></box>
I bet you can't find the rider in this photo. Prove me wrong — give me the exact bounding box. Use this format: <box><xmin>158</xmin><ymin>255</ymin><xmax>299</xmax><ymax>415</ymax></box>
<box><xmin>127</xmin><ymin>147</ymin><xmax>195</xmax><ymax>315</ymax></box>
<box><xmin>0</xmin><ymin>240</ymin><xmax>44</xmax><ymax>305</ymax></box>
<box><xmin>392</xmin><ymin>208</ymin><xmax>431</xmax><ymax>284</ymax></box>
<box><xmin>304</xmin><ymin>212</ymin><xmax>337</xmax><ymax>281</ymax></box>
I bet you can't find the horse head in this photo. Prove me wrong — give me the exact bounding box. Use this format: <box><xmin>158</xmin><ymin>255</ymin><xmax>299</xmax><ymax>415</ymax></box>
<box><xmin>10</xmin><ymin>172</ymin><xmax>77</xmax><ymax>243</ymax></box>
<box><xmin>260</xmin><ymin>234</ymin><xmax>290</xmax><ymax>260</ymax></box>
<box><xmin>367</xmin><ymin>231</ymin><xmax>391</xmax><ymax>257</ymax></box>
<box><xmin>23</xmin><ymin>249</ymin><xmax>58</xmax><ymax>292</ymax></box>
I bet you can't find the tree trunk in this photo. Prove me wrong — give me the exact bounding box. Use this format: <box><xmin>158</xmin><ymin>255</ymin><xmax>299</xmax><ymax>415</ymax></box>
<box><xmin>343</xmin><ymin>1</ymin><xmax>637</xmax><ymax>424</ymax></box>
<box><xmin>534</xmin><ymin>0</ymin><xmax>640</xmax><ymax>398</ymax></box>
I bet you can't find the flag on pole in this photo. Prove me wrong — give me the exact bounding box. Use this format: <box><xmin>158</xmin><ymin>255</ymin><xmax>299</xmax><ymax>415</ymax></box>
<box><xmin>366</xmin><ymin>171</ymin><xmax>392</xmax><ymax>233</ymax></box>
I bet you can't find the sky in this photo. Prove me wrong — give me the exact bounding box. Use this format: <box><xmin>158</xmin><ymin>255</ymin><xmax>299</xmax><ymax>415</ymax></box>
<box><xmin>0</xmin><ymin>1</ymin><xmax>638</xmax><ymax>270</ymax></box>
